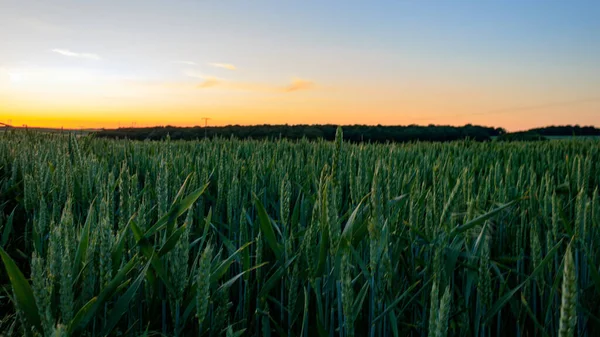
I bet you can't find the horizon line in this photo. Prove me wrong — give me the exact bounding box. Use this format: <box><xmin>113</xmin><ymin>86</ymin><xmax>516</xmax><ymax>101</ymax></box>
<box><xmin>4</xmin><ymin>122</ymin><xmax>600</xmax><ymax>134</ymax></box>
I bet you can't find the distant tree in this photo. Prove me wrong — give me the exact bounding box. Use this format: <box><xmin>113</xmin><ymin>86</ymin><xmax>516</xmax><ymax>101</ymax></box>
<box><xmin>95</xmin><ymin>124</ymin><xmax>514</xmax><ymax>143</ymax></box>
<box><xmin>528</xmin><ymin>125</ymin><xmax>600</xmax><ymax>136</ymax></box>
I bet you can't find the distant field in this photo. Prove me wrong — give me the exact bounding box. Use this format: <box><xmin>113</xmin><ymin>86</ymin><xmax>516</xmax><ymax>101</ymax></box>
<box><xmin>545</xmin><ymin>135</ymin><xmax>600</xmax><ymax>140</ymax></box>
<box><xmin>490</xmin><ymin>135</ymin><xmax>600</xmax><ymax>140</ymax></box>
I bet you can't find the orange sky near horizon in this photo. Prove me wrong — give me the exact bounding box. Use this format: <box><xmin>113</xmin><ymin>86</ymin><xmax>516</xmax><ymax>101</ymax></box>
<box><xmin>1</xmin><ymin>1</ymin><xmax>599</xmax><ymax>132</ymax></box>
<box><xmin>3</xmin><ymin>76</ymin><xmax>598</xmax><ymax>131</ymax></box>
<box><xmin>3</xmin><ymin>98</ymin><xmax>599</xmax><ymax>132</ymax></box>
<box><xmin>2</xmin><ymin>62</ymin><xmax>599</xmax><ymax>131</ymax></box>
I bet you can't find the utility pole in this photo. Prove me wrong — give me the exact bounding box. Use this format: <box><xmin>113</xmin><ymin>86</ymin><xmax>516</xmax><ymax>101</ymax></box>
<box><xmin>201</xmin><ymin>117</ymin><xmax>211</xmax><ymax>138</ymax></box>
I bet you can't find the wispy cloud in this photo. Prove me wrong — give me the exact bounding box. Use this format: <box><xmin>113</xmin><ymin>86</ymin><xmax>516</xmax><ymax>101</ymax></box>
<box><xmin>173</xmin><ymin>60</ymin><xmax>197</xmax><ymax>65</ymax></box>
<box><xmin>284</xmin><ymin>79</ymin><xmax>314</xmax><ymax>92</ymax></box>
<box><xmin>197</xmin><ymin>77</ymin><xmax>220</xmax><ymax>88</ymax></box>
<box><xmin>52</xmin><ymin>49</ymin><xmax>101</xmax><ymax>60</ymax></box>
<box><xmin>181</xmin><ymin>64</ymin><xmax>314</xmax><ymax>93</ymax></box>
<box><xmin>195</xmin><ymin>77</ymin><xmax>316</xmax><ymax>93</ymax></box>
<box><xmin>209</xmin><ymin>63</ymin><xmax>237</xmax><ymax>71</ymax></box>
<box><xmin>183</xmin><ymin>69</ymin><xmax>207</xmax><ymax>79</ymax></box>
<box><xmin>181</xmin><ymin>69</ymin><xmax>221</xmax><ymax>88</ymax></box>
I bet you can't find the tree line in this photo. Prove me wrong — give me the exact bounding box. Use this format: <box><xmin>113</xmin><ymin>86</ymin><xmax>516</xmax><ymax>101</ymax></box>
<box><xmin>95</xmin><ymin>124</ymin><xmax>505</xmax><ymax>142</ymax></box>
<box><xmin>94</xmin><ymin>124</ymin><xmax>599</xmax><ymax>143</ymax></box>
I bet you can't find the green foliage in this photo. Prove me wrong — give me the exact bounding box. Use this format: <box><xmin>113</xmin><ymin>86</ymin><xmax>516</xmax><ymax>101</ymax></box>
<box><xmin>0</xmin><ymin>130</ymin><xmax>598</xmax><ymax>336</ymax></box>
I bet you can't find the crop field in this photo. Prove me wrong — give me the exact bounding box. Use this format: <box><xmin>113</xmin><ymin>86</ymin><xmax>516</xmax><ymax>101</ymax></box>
<box><xmin>0</xmin><ymin>129</ymin><xmax>599</xmax><ymax>336</ymax></box>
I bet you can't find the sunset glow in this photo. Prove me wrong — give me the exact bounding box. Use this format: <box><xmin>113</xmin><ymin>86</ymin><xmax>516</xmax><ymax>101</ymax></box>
<box><xmin>1</xmin><ymin>1</ymin><xmax>599</xmax><ymax>131</ymax></box>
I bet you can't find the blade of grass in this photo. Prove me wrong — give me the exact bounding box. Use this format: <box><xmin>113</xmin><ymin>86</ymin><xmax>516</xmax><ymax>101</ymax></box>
<box><xmin>0</xmin><ymin>247</ymin><xmax>42</xmax><ymax>333</ymax></box>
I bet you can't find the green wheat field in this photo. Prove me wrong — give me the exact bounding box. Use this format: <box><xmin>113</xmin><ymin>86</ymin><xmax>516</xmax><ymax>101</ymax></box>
<box><xmin>0</xmin><ymin>129</ymin><xmax>599</xmax><ymax>336</ymax></box>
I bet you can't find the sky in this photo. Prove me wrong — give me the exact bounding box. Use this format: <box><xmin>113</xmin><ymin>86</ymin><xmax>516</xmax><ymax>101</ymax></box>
<box><xmin>0</xmin><ymin>0</ymin><xmax>599</xmax><ymax>131</ymax></box>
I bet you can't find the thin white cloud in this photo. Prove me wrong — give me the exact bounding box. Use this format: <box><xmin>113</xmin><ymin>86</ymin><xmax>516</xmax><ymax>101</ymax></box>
<box><xmin>183</xmin><ymin>69</ymin><xmax>209</xmax><ymax>79</ymax></box>
<box><xmin>173</xmin><ymin>60</ymin><xmax>197</xmax><ymax>65</ymax></box>
<box><xmin>194</xmin><ymin>76</ymin><xmax>317</xmax><ymax>93</ymax></box>
<box><xmin>209</xmin><ymin>63</ymin><xmax>236</xmax><ymax>70</ymax></box>
<box><xmin>284</xmin><ymin>78</ymin><xmax>314</xmax><ymax>92</ymax></box>
<box><xmin>197</xmin><ymin>77</ymin><xmax>220</xmax><ymax>88</ymax></box>
<box><xmin>51</xmin><ymin>49</ymin><xmax>101</xmax><ymax>60</ymax></box>
<box><xmin>182</xmin><ymin>69</ymin><xmax>221</xmax><ymax>88</ymax></box>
